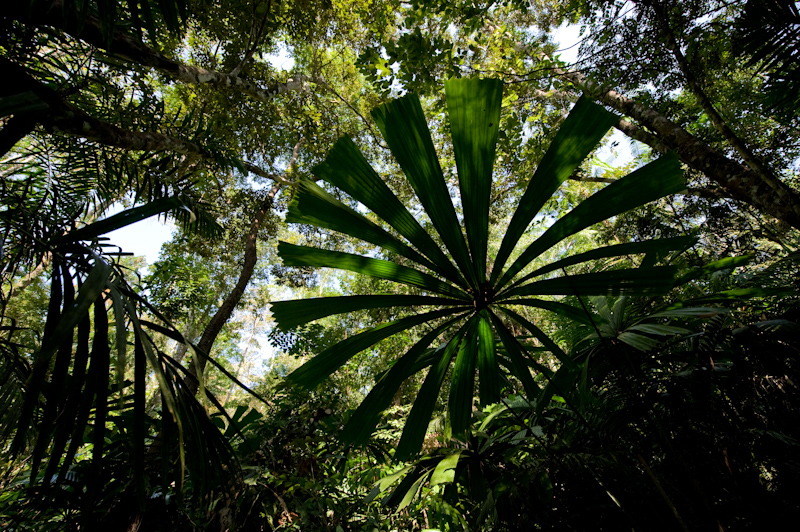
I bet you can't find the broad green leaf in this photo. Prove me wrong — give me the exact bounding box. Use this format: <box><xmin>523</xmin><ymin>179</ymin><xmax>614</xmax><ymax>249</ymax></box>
<box><xmin>377</xmin><ymin>465</ymin><xmax>414</xmax><ymax>493</ymax></box>
<box><xmin>626</xmin><ymin>323</ymin><xmax>691</xmax><ymax>335</ymax></box>
<box><xmin>449</xmin><ymin>317</ymin><xmax>479</xmax><ymax>436</ymax></box>
<box><xmin>30</xmin><ymin>260</ymin><xmax>111</xmax><ymax>384</ymax></box>
<box><xmin>497</xmin><ymin>299</ymin><xmax>593</xmax><ymax>325</ymax></box>
<box><xmin>446</xmin><ymin>78</ymin><xmax>503</xmax><ymax>283</ymax></box>
<box><xmin>476</xmin><ymin>313</ymin><xmax>500</xmax><ymax>406</ymax></box>
<box><xmin>513</xmin><ymin>236</ymin><xmax>696</xmax><ymax>286</ymax></box>
<box><xmin>340</xmin><ymin>315</ymin><xmax>466</xmax><ymax>445</ymax></box>
<box><xmin>676</xmin><ymin>254</ymin><xmax>754</xmax><ymax>284</ymax></box>
<box><xmin>617</xmin><ymin>332</ymin><xmax>661</xmax><ymax>351</ymax></box>
<box><xmin>45</xmin><ymin>310</ymin><xmax>91</xmax><ymax>484</ymax></box>
<box><xmin>278</xmin><ymin>242</ymin><xmax>469</xmax><ymax>299</ymax></box>
<box><xmin>431</xmin><ymin>452</ymin><xmax>462</xmax><ymax>485</ymax></box>
<box><xmin>497</xmin><ymin>153</ymin><xmax>684</xmax><ymax>289</ymax></box>
<box><xmin>678</xmin><ymin>286</ymin><xmax>796</xmax><ymax>303</ymax></box>
<box><xmin>122</xmin><ymin>297</ymin><xmax>183</xmax><ymax>443</ymax></box>
<box><xmin>271</xmin><ymin>294</ymin><xmax>465</xmax><ymax>330</ymax></box>
<box><xmin>56</xmin><ymin>302</ymin><xmax>98</xmax><ymax>483</ymax></box>
<box><xmin>314</xmin><ymin>136</ymin><xmax>464</xmax><ymax>284</ymax></box>
<box><xmin>501</xmin><ymin>267</ymin><xmax>678</xmax><ymax>298</ymax></box>
<box><xmin>383</xmin><ymin>467</ymin><xmax>429</xmax><ymax>509</ymax></box>
<box><xmin>489</xmin><ymin>312</ymin><xmax>540</xmax><ymax>398</ymax></box>
<box><xmin>287</xmin><ymin>180</ymin><xmax>444</xmax><ymax>276</ymax></box>
<box><xmin>398</xmin><ymin>471</ymin><xmax>428</xmax><ymax>510</ymax></box>
<box><xmin>491</xmin><ymin>97</ymin><xmax>620</xmax><ymax>283</ymax></box>
<box><xmin>648</xmin><ymin>307</ymin><xmax>727</xmax><ymax>319</ymax></box>
<box><xmin>396</xmin><ymin>328</ymin><xmax>468</xmax><ymax>460</ymax></box>
<box><xmin>373</xmin><ymin>94</ymin><xmax>477</xmax><ymax>288</ymax></box>
<box><xmin>288</xmin><ymin>308</ymin><xmax>461</xmax><ymax>390</ymax></box>
<box><xmin>90</xmin><ymin>303</ymin><xmax>110</xmax><ymax>479</ymax></box>
<box><xmin>111</xmin><ymin>287</ymin><xmax>128</xmax><ymax>403</ymax></box>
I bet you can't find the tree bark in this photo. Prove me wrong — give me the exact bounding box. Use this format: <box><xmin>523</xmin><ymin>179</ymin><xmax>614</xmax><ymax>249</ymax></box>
<box><xmin>483</xmin><ymin>18</ymin><xmax>800</xmax><ymax>227</ymax></box>
<box><xmin>647</xmin><ymin>1</ymin><xmax>800</xmax><ymax>220</ymax></box>
<box><xmin>553</xmin><ymin>65</ymin><xmax>800</xmax><ymax>229</ymax></box>
<box><xmin>183</xmin><ymin>181</ymin><xmax>281</xmax><ymax>396</ymax></box>
<box><xmin>10</xmin><ymin>1</ymin><xmax>315</xmax><ymax>106</ymax></box>
<box><xmin>527</xmin><ymin>88</ymin><xmax>669</xmax><ymax>153</ymax></box>
<box><xmin>184</xmin><ymin>139</ymin><xmax>302</xmax><ymax>396</ymax></box>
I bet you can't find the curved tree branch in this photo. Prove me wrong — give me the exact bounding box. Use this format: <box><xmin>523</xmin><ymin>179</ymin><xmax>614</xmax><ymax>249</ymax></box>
<box><xmin>185</xmin><ymin>139</ymin><xmax>303</xmax><ymax>396</ymax></box>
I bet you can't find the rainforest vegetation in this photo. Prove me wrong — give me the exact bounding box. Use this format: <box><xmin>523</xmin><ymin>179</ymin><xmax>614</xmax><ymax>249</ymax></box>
<box><xmin>1</xmin><ymin>0</ymin><xmax>799</xmax><ymax>530</ymax></box>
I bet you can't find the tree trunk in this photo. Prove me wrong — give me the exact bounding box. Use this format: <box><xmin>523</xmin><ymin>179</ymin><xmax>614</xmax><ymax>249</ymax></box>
<box><xmin>184</xmin><ymin>181</ymin><xmax>281</xmax><ymax>397</ymax></box>
<box><xmin>647</xmin><ymin>1</ymin><xmax>800</xmax><ymax>220</ymax></box>
<box><xmin>183</xmin><ymin>139</ymin><xmax>301</xmax><ymax>397</ymax></box>
<box><xmin>483</xmin><ymin>15</ymin><xmax>800</xmax><ymax>227</ymax></box>
<box><xmin>554</xmin><ymin>65</ymin><xmax>800</xmax><ymax>229</ymax></box>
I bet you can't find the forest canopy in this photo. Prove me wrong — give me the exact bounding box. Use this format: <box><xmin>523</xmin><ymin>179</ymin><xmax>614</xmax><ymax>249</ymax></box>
<box><xmin>1</xmin><ymin>0</ymin><xmax>799</xmax><ymax>530</ymax></box>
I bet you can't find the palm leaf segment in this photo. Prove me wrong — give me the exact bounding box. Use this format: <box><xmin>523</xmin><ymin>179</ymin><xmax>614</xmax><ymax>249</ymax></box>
<box><xmin>273</xmin><ymin>78</ymin><xmax>686</xmax><ymax>459</ymax></box>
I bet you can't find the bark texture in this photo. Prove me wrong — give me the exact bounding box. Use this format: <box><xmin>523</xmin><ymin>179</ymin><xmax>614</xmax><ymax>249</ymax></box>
<box><xmin>10</xmin><ymin>1</ymin><xmax>315</xmax><ymax>106</ymax></box>
<box><xmin>528</xmin><ymin>88</ymin><xmax>667</xmax><ymax>152</ymax></box>
<box><xmin>647</xmin><ymin>2</ymin><xmax>800</xmax><ymax>219</ymax></box>
<box><xmin>487</xmin><ymin>13</ymin><xmax>800</xmax><ymax>227</ymax></box>
<box><xmin>556</xmin><ymin>65</ymin><xmax>800</xmax><ymax>228</ymax></box>
<box><xmin>184</xmin><ymin>140</ymin><xmax>302</xmax><ymax>396</ymax></box>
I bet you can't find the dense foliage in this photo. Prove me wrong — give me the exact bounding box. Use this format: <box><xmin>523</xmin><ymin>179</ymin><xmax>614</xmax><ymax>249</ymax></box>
<box><xmin>1</xmin><ymin>0</ymin><xmax>799</xmax><ymax>530</ymax></box>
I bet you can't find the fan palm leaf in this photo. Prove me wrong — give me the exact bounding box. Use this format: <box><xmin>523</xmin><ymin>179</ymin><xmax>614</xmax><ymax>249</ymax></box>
<box><xmin>272</xmin><ymin>78</ymin><xmax>687</xmax><ymax>459</ymax></box>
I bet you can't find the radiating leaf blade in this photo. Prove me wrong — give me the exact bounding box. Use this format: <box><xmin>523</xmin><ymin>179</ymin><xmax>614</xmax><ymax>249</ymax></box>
<box><xmin>287</xmin><ymin>180</ymin><xmax>444</xmax><ymax>275</ymax></box>
<box><xmin>278</xmin><ymin>242</ymin><xmax>469</xmax><ymax>299</ymax></box>
<box><xmin>476</xmin><ymin>313</ymin><xmax>500</xmax><ymax>406</ymax></box>
<box><xmin>492</xmin><ymin>97</ymin><xmax>620</xmax><ymax>283</ymax></box>
<box><xmin>288</xmin><ymin>308</ymin><xmax>461</xmax><ymax>390</ymax></box>
<box><xmin>271</xmin><ymin>294</ymin><xmax>467</xmax><ymax>330</ymax></box>
<box><xmin>497</xmin><ymin>153</ymin><xmax>684</xmax><ymax>289</ymax></box>
<box><xmin>446</xmin><ymin>78</ymin><xmax>503</xmax><ymax>283</ymax></box>
<box><xmin>449</xmin><ymin>317</ymin><xmax>478</xmax><ymax>436</ymax></box>
<box><xmin>489</xmin><ymin>312</ymin><xmax>540</xmax><ymax>398</ymax></box>
<box><xmin>341</xmin><ymin>315</ymin><xmax>465</xmax><ymax>445</ymax></box>
<box><xmin>396</xmin><ymin>328</ymin><xmax>468</xmax><ymax>460</ymax></box>
<box><xmin>513</xmin><ymin>236</ymin><xmax>696</xmax><ymax>285</ymax></box>
<box><xmin>372</xmin><ymin>94</ymin><xmax>477</xmax><ymax>288</ymax></box>
<box><xmin>502</xmin><ymin>267</ymin><xmax>678</xmax><ymax>298</ymax></box>
<box><xmin>499</xmin><ymin>298</ymin><xmax>593</xmax><ymax>325</ymax></box>
<box><xmin>313</xmin><ymin>137</ymin><xmax>464</xmax><ymax>284</ymax></box>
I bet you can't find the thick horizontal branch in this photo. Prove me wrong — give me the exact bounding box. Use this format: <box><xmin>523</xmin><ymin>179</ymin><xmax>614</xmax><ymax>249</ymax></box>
<box><xmin>244</xmin><ymin>162</ymin><xmax>295</xmax><ymax>186</ymax></box>
<box><xmin>5</xmin><ymin>58</ymin><xmax>286</xmax><ymax>187</ymax></box>
<box><xmin>484</xmin><ymin>21</ymin><xmax>800</xmax><ymax>227</ymax></box>
<box><xmin>11</xmin><ymin>1</ymin><xmax>317</xmax><ymax>105</ymax></box>
<box><xmin>527</xmin><ymin>88</ymin><xmax>669</xmax><ymax>153</ymax></box>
